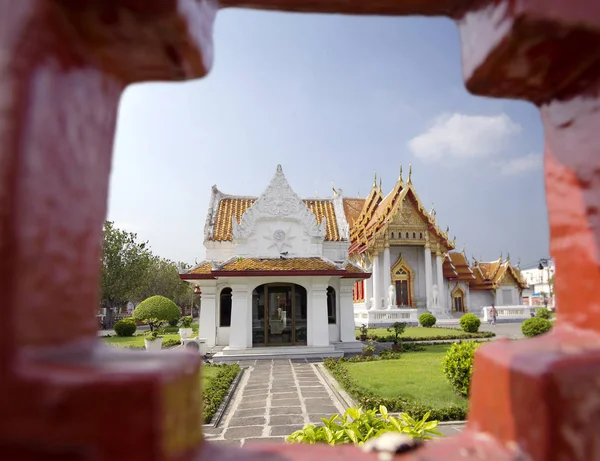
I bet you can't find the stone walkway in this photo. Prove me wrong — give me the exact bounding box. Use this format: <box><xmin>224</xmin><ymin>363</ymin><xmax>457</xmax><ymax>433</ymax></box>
<box><xmin>204</xmin><ymin>358</ymin><xmax>466</xmax><ymax>446</ymax></box>
<box><xmin>205</xmin><ymin>359</ymin><xmax>346</xmax><ymax>446</ymax></box>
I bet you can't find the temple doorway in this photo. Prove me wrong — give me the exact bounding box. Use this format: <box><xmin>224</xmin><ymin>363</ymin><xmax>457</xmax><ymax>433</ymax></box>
<box><xmin>252</xmin><ymin>283</ymin><xmax>308</xmax><ymax>346</ymax></box>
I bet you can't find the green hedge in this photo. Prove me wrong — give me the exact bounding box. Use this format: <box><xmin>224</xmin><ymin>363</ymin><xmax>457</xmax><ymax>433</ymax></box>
<box><xmin>359</xmin><ymin>331</ymin><xmax>494</xmax><ymax>342</ymax></box>
<box><xmin>522</xmin><ymin>317</ymin><xmax>553</xmax><ymax>337</ymax></box>
<box><xmin>459</xmin><ymin>313</ymin><xmax>481</xmax><ymax>333</ymax></box>
<box><xmin>162</xmin><ymin>338</ymin><xmax>181</xmax><ymax>349</ymax></box>
<box><xmin>441</xmin><ymin>342</ymin><xmax>480</xmax><ymax>397</ymax></box>
<box><xmin>203</xmin><ymin>364</ymin><xmax>241</xmax><ymax>423</ymax></box>
<box><xmin>324</xmin><ymin>358</ymin><xmax>466</xmax><ymax>422</ymax></box>
<box><xmin>419</xmin><ymin>313</ymin><xmax>437</xmax><ymax>328</ymax></box>
<box><xmin>133</xmin><ymin>295</ymin><xmax>181</xmax><ymax>325</ymax></box>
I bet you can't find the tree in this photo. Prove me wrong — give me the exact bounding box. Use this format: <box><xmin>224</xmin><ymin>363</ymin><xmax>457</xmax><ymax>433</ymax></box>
<box><xmin>100</xmin><ymin>221</ymin><xmax>153</xmax><ymax>327</ymax></box>
<box><xmin>136</xmin><ymin>257</ymin><xmax>184</xmax><ymax>303</ymax></box>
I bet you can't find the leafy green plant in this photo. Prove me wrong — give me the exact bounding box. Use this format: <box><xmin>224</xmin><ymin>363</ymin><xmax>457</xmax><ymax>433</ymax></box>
<box><xmin>114</xmin><ymin>318</ymin><xmax>137</xmax><ymax>337</ymax></box>
<box><xmin>179</xmin><ymin>315</ymin><xmax>193</xmax><ymax>328</ymax></box>
<box><xmin>357</xmin><ymin>330</ymin><xmax>494</xmax><ymax>342</ymax></box>
<box><xmin>286</xmin><ymin>405</ymin><xmax>442</xmax><ymax>445</ymax></box>
<box><xmin>162</xmin><ymin>338</ymin><xmax>181</xmax><ymax>348</ymax></box>
<box><xmin>535</xmin><ymin>307</ymin><xmax>551</xmax><ymax>320</ymax></box>
<box><xmin>459</xmin><ymin>313</ymin><xmax>480</xmax><ymax>333</ymax></box>
<box><xmin>441</xmin><ymin>341</ymin><xmax>480</xmax><ymax>397</ymax></box>
<box><xmin>419</xmin><ymin>313</ymin><xmax>436</xmax><ymax>328</ymax></box>
<box><xmin>387</xmin><ymin>322</ymin><xmax>407</xmax><ymax>343</ymax></box>
<box><xmin>324</xmin><ymin>358</ymin><xmax>466</xmax><ymax>421</ymax></box>
<box><xmin>203</xmin><ymin>364</ymin><xmax>241</xmax><ymax>423</ymax></box>
<box><xmin>522</xmin><ymin>317</ymin><xmax>553</xmax><ymax>337</ymax></box>
<box><xmin>362</xmin><ymin>339</ymin><xmax>376</xmax><ymax>356</ymax></box>
<box><xmin>133</xmin><ymin>295</ymin><xmax>180</xmax><ymax>330</ymax></box>
<box><xmin>359</xmin><ymin>324</ymin><xmax>369</xmax><ymax>338</ymax></box>
<box><xmin>145</xmin><ymin>330</ymin><xmax>160</xmax><ymax>342</ymax></box>
<box><xmin>142</xmin><ymin>317</ymin><xmax>167</xmax><ymax>333</ymax></box>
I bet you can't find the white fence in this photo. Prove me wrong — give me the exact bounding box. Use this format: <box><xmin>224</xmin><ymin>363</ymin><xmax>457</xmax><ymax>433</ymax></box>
<box><xmin>482</xmin><ymin>305</ymin><xmax>539</xmax><ymax>322</ymax></box>
<box><xmin>354</xmin><ymin>309</ymin><xmax>419</xmax><ymax>328</ymax></box>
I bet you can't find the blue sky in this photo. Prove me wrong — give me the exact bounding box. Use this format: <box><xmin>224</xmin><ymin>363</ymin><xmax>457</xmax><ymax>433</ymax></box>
<box><xmin>108</xmin><ymin>10</ymin><xmax>548</xmax><ymax>269</ymax></box>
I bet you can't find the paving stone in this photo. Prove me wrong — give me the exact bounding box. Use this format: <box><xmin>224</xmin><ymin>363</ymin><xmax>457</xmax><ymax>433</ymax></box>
<box><xmin>270</xmin><ymin>392</ymin><xmax>298</xmax><ymax>400</ymax></box>
<box><xmin>237</xmin><ymin>400</ymin><xmax>267</xmax><ymax>410</ymax></box>
<box><xmin>228</xmin><ymin>416</ymin><xmax>267</xmax><ymax>427</ymax></box>
<box><xmin>305</xmin><ymin>404</ymin><xmax>338</xmax><ymax>414</ymax></box>
<box><xmin>301</xmin><ymin>390</ymin><xmax>330</xmax><ymax>397</ymax></box>
<box><xmin>241</xmin><ymin>394</ymin><xmax>270</xmax><ymax>403</ymax></box>
<box><xmin>269</xmin><ymin>415</ymin><xmax>305</xmax><ymax>426</ymax></box>
<box><xmin>202</xmin><ymin>427</ymin><xmax>223</xmax><ymax>436</ymax></box>
<box><xmin>207</xmin><ymin>439</ymin><xmax>240</xmax><ymax>446</ymax></box>
<box><xmin>270</xmin><ymin>425</ymin><xmax>304</xmax><ymax>436</ymax></box>
<box><xmin>244</xmin><ymin>437</ymin><xmax>286</xmax><ymax>445</ymax></box>
<box><xmin>224</xmin><ymin>426</ymin><xmax>264</xmax><ymax>440</ymax></box>
<box><xmin>269</xmin><ymin>406</ymin><xmax>302</xmax><ymax>415</ymax></box>
<box><xmin>243</xmin><ymin>389</ymin><xmax>270</xmax><ymax>397</ymax></box>
<box><xmin>270</xmin><ymin>398</ymin><xmax>301</xmax><ymax>407</ymax></box>
<box><xmin>233</xmin><ymin>408</ymin><xmax>264</xmax><ymax>419</ymax></box>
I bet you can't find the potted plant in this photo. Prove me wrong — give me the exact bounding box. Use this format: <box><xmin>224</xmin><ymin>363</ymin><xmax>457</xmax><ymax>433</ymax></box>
<box><xmin>178</xmin><ymin>315</ymin><xmax>194</xmax><ymax>339</ymax></box>
<box><xmin>144</xmin><ymin>330</ymin><xmax>163</xmax><ymax>351</ymax></box>
<box><xmin>387</xmin><ymin>321</ymin><xmax>406</xmax><ymax>351</ymax></box>
<box><xmin>359</xmin><ymin>324</ymin><xmax>369</xmax><ymax>341</ymax></box>
<box><xmin>362</xmin><ymin>339</ymin><xmax>376</xmax><ymax>357</ymax></box>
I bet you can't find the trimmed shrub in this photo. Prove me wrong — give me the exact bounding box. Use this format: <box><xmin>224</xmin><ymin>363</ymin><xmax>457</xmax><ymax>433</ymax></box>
<box><xmin>419</xmin><ymin>313</ymin><xmax>437</xmax><ymax>328</ymax></box>
<box><xmin>442</xmin><ymin>341</ymin><xmax>481</xmax><ymax>398</ymax></box>
<box><xmin>203</xmin><ymin>364</ymin><xmax>241</xmax><ymax>423</ymax></box>
<box><xmin>162</xmin><ymin>338</ymin><xmax>181</xmax><ymax>348</ymax></box>
<box><xmin>522</xmin><ymin>317</ymin><xmax>553</xmax><ymax>338</ymax></box>
<box><xmin>459</xmin><ymin>313</ymin><xmax>481</xmax><ymax>333</ymax></box>
<box><xmin>133</xmin><ymin>296</ymin><xmax>180</xmax><ymax>328</ymax></box>
<box><xmin>536</xmin><ymin>307</ymin><xmax>551</xmax><ymax>319</ymax></box>
<box><xmin>114</xmin><ymin>318</ymin><xmax>137</xmax><ymax>337</ymax></box>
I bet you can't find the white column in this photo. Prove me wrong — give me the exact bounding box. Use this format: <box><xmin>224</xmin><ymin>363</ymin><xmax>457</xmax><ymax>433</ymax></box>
<box><xmin>309</xmin><ymin>282</ymin><xmax>329</xmax><ymax>347</ymax></box>
<box><xmin>383</xmin><ymin>246</ymin><xmax>391</xmax><ymax>305</ymax></box>
<box><xmin>466</xmin><ymin>285</ymin><xmax>471</xmax><ymax>312</ymax></box>
<box><xmin>372</xmin><ymin>252</ymin><xmax>381</xmax><ymax>309</ymax></box>
<box><xmin>436</xmin><ymin>253</ymin><xmax>445</xmax><ymax>310</ymax></box>
<box><xmin>339</xmin><ymin>282</ymin><xmax>357</xmax><ymax>342</ymax></box>
<box><xmin>424</xmin><ymin>246</ymin><xmax>433</xmax><ymax>309</ymax></box>
<box><xmin>198</xmin><ymin>283</ymin><xmax>217</xmax><ymax>346</ymax></box>
<box><xmin>229</xmin><ymin>284</ymin><xmax>249</xmax><ymax>349</ymax></box>
<box><xmin>365</xmin><ymin>276</ymin><xmax>373</xmax><ymax>310</ymax></box>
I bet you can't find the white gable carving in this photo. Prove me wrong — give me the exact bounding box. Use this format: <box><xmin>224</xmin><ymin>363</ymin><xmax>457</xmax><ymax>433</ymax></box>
<box><xmin>232</xmin><ymin>165</ymin><xmax>327</xmax><ymax>241</ymax></box>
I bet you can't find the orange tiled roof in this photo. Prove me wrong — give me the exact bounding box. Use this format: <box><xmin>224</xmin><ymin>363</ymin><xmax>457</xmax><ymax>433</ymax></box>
<box><xmin>448</xmin><ymin>252</ymin><xmax>476</xmax><ymax>281</ymax></box>
<box><xmin>343</xmin><ymin>198</ymin><xmax>366</xmax><ymax>225</ymax></box>
<box><xmin>344</xmin><ymin>261</ymin><xmax>367</xmax><ymax>274</ymax></box>
<box><xmin>211</xmin><ymin>197</ymin><xmax>341</xmax><ymax>242</ymax></box>
<box><xmin>443</xmin><ymin>254</ymin><xmax>458</xmax><ymax>279</ymax></box>
<box><xmin>189</xmin><ymin>262</ymin><xmax>213</xmax><ymax>275</ymax></box>
<box><xmin>470</xmin><ymin>258</ymin><xmax>528</xmax><ymax>290</ymax></box>
<box><xmin>348</xmin><ymin>177</ymin><xmax>454</xmax><ymax>255</ymax></box>
<box><xmin>219</xmin><ymin>257</ymin><xmax>339</xmax><ymax>272</ymax></box>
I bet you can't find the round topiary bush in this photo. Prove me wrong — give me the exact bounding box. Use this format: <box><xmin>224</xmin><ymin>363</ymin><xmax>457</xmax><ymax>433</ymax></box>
<box><xmin>459</xmin><ymin>313</ymin><xmax>481</xmax><ymax>333</ymax></box>
<box><xmin>522</xmin><ymin>317</ymin><xmax>553</xmax><ymax>338</ymax></box>
<box><xmin>419</xmin><ymin>312</ymin><xmax>437</xmax><ymax>328</ymax></box>
<box><xmin>114</xmin><ymin>318</ymin><xmax>137</xmax><ymax>337</ymax></box>
<box><xmin>536</xmin><ymin>307</ymin><xmax>551</xmax><ymax>319</ymax></box>
<box><xmin>133</xmin><ymin>296</ymin><xmax>180</xmax><ymax>328</ymax></box>
<box><xmin>442</xmin><ymin>341</ymin><xmax>481</xmax><ymax>397</ymax></box>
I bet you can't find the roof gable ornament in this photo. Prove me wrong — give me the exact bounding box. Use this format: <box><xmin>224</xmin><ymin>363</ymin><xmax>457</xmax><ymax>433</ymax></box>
<box><xmin>232</xmin><ymin>165</ymin><xmax>326</xmax><ymax>241</ymax></box>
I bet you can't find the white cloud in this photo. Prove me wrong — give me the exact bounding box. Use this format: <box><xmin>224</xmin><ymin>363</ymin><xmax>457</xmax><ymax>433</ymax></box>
<box><xmin>408</xmin><ymin>113</ymin><xmax>522</xmax><ymax>162</ymax></box>
<box><xmin>498</xmin><ymin>153</ymin><xmax>543</xmax><ymax>175</ymax></box>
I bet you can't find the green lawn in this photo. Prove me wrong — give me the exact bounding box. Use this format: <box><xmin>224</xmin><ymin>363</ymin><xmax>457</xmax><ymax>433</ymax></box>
<box><xmin>345</xmin><ymin>345</ymin><xmax>467</xmax><ymax>409</ymax></box>
<box><xmin>202</xmin><ymin>365</ymin><xmax>220</xmax><ymax>388</ymax></box>
<box><xmin>357</xmin><ymin>327</ymin><xmax>475</xmax><ymax>339</ymax></box>
<box><xmin>104</xmin><ymin>333</ymin><xmax>181</xmax><ymax>348</ymax></box>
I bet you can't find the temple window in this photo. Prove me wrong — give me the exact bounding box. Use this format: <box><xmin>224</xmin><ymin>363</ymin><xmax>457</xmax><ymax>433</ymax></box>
<box><xmin>220</xmin><ymin>287</ymin><xmax>232</xmax><ymax>327</ymax></box>
<box><xmin>413</xmin><ymin>232</ymin><xmax>416</xmax><ymax>238</ymax></box>
<box><xmin>406</xmin><ymin>232</ymin><xmax>409</xmax><ymax>238</ymax></box>
<box><xmin>451</xmin><ymin>286</ymin><xmax>466</xmax><ymax>312</ymax></box>
<box><xmin>327</xmin><ymin>286</ymin><xmax>336</xmax><ymax>324</ymax></box>
<box><xmin>420</xmin><ymin>232</ymin><xmax>423</xmax><ymax>239</ymax></box>
<box><xmin>391</xmin><ymin>232</ymin><xmax>394</xmax><ymax>239</ymax></box>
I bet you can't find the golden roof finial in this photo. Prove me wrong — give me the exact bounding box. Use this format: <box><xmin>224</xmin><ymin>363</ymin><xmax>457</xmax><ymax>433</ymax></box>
<box><xmin>446</xmin><ymin>225</ymin><xmax>449</xmax><ymax>234</ymax></box>
<box><xmin>379</xmin><ymin>177</ymin><xmax>382</xmax><ymax>190</ymax></box>
<box><xmin>373</xmin><ymin>171</ymin><xmax>377</xmax><ymax>188</ymax></box>
<box><xmin>399</xmin><ymin>164</ymin><xmax>403</xmax><ymax>182</ymax></box>
<box><xmin>506</xmin><ymin>252</ymin><xmax>511</xmax><ymax>262</ymax></box>
<box><xmin>462</xmin><ymin>244</ymin><xmax>467</xmax><ymax>256</ymax></box>
<box><xmin>408</xmin><ymin>164</ymin><xmax>413</xmax><ymax>184</ymax></box>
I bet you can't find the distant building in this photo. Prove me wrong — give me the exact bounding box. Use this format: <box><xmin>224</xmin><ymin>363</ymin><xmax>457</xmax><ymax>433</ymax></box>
<box><xmin>520</xmin><ymin>259</ymin><xmax>555</xmax><ymax>306</ymax></box>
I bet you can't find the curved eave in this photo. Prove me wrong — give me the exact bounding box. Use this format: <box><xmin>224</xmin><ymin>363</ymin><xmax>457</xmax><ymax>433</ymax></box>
<box><xmin>182</xmin><ymin>270</ymin><xmax>371</xmax><ymax>279</ymax></box>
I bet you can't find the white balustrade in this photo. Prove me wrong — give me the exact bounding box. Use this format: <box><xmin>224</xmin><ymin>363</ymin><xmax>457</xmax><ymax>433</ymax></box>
<box><xmin>482</xmin><ymin>305</ymin><xmax>538</xmax><ymax>322</ymax></box>
<box><xmin>354</xmin><ymin>308</ymin><xmax>418</xmax><ymax>327</ymax></box>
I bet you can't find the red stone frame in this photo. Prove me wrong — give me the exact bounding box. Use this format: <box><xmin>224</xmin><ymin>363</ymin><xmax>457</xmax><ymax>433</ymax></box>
<box><xmin>1</xmin><ymin>0</ymin><xmax>598</xmax><ymax>460</ymax></box>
